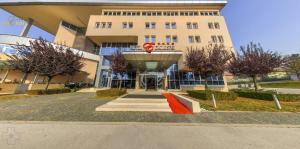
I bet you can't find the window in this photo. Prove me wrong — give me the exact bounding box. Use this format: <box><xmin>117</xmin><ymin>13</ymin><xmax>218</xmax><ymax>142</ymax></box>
<box><xmin>145</xmin><ymin>35</ymin><xmax>150</xmax><ymax>42</ymax></box>
<box><xmin>165</xmin><ymin>22</ymin><xmax>170</xmax><ymax>29</ymax></box>
<box><xmin>195</xmin><ymin>36</ymin><xmax>201</xmax><ymax>43</ymax></box>
<box><xmin>208</xmin><ymin>23</ymin><xmax>214</xmax><ymax>29</ymax></box>
<box><xmin>100</xmin><ymin>22</ymin><xmax>106</xmax><ymax>28</ymax></box>
<box><xmin>151</xmin><ymin>35</ymin><xmax>156</xmax><ymax>43</ymax></box>
<box><xmin>188</xmin><ymin>36</ymin><xmax>194</xmax><ymax>43</ymax></box>
<box><xmin>172</xmin><ymin>36</ymin><xmax>178</xmax><ymax>43</ymax></box>
<box><xmin>128</xmin><ymin>22</ymin><xmax>133</xmax><ymax>28</ymax></box>
<box><xmin>166</xmin><ymin>35</ymin><xmax>171</xmax><ymax>43</ymax></box>
<box><xmin>95</xmin><ymin>22</ymin><xmax>100</xmax><ymax>28</ymax></box>
<box><xmin>151</xmin><ymin>22</ymin><xmax>156</xmax><ymax>29</ymax></box>
<box><xmin>107</xmin><ymin>22</ymin><xmax>112</xmax><ymax>28</ymax></box>
<box><xmin>145</xmin><ymin>22</ymin><xmax>150</xmax><ymax>29</ymax></box>
<box><xmin>122</xmin><ymin>22</ymin><xmax>127</xmax><ymax>28</ymax></box>
<box><xmin>171</xmin><ymin>22</ymin><xmax>176</xmax><ymax>29</ymax></box>
<box><xmin>214</xmin><ymin>23</ymin><xmax>220</xmax><ymax>29</ymax></box>
<box><xmin>123</xmin><ymin>22</ymin><xmax>133</xmax><ymax>29</ymax></box>
<box><xmin>211</xmin><ymin>36</ymin><xmax>218</xmax><ymax>43</ymax></box>
<box><xmin>218</xmin><ymin>36</ymin><xmax>224</xmax><ymax>43</ymax></box>
<box><xmin>187</xmin><ymin>22</ymin><xmax>192</xmax><ymax>29</ymax></box>
<box><xmin>192</xmin><ymin>23</ymin><xmax>198</xmax><ymax>29</ymax></box>
<box><xmin>146</xmin><ymin>22</ymin><xmax>156</xmax><ymax>29</ymax></box>
<box><xmin>187</xmin><ymin>22</ymin><xmax>198</xmax><ymax>29</ymax></box>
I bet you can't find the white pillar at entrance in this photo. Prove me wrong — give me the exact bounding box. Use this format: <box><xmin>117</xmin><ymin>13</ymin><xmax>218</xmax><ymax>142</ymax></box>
<box><xmin>20</xmin><ymin>18</ymin><xmax>33</xmax><ymax>37</ymax></box>
<box><xmin>94</xmin><ymin>56</ymin><xmax>103</xmax><ymax>88</ymax></box>
<box><xmin>164</xmin><ymin>70</ymin><xmax>168</xmax><ymax>90</ymax></box>
<box><xmin>135</xmin><ymin>69</ymin><xmax>140</xmax><ymax>90</ymax></box>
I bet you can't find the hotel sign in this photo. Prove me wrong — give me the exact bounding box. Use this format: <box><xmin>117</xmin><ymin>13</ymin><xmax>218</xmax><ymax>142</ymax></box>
<box><xmin>131</xmin><ymin>42</ymin><xmax>176</xmax><ymax>53</ymax></box>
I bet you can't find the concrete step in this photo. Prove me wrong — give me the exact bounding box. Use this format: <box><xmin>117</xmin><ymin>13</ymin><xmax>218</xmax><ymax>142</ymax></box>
<box><xmin>96</xmin><ymin>105</ymin><xmax>172</xmax><ymax>112</ymax></box>
<box><xmin>106</xmin><ymin>102</ymin><xmax>169</xmax><ymax>106</ymax></box>
<box><xmin>114</xmin><ymin>99</ymin><xmax>167</xmax><ymax>103</ymax></box>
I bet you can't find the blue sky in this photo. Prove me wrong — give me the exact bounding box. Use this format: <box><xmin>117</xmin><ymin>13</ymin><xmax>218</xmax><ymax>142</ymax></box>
<box><xmin>0</xmin><ymin>0</ymin><xmax>299</xmax><ymax>55</ymax></box>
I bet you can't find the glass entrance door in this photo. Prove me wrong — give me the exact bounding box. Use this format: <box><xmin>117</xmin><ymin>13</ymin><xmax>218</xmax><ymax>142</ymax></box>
<box><xmin>140</xmin><ymin>72</ymin><xmax>164</xmax><ymax>91</ymax></box>
<box><xmin>146</xmin><ymin>75</ymin><xmax>157</xmax><ymax>90</ymax></box>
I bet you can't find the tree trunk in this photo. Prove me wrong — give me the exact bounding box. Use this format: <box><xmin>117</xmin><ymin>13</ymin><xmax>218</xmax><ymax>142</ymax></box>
<box><xmin>252</xmin><ymin>75</ymin><xmax>258</xmax><ymax>92</ymax></box>
<box><xmin>45</xmin><ymin>76</ymin><xmax>53</xmax><ymax>90</ymax></box>
<box><xmin>119</xmin><ymin>79</ymin><xmax>123</xmax><ymax>90</ymax></box>
<box><xmin>21</xmin><ymin>73</ymin><xmax>29</xmax><ymax>84</ymax></box>
<box><xmin>204</xmin><ymin>79</ymin><xmax>209</xmax><ymax>90</ymax></box>
<box><xmin>1</xmin><ymin>69</ymin><xmax>9</xmax><ymax>84</ymax></box>
<box><xmin>32</xmin><ymin>74</ymin><xmax>38</xmax><ymax>84</ymax></box>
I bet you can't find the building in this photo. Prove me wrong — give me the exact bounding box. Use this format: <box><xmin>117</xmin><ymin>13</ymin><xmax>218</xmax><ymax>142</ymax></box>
<box><xmin>0</xmin><ymin>0</ymin><xmax>234</xmax><ymax>91</ymax></box>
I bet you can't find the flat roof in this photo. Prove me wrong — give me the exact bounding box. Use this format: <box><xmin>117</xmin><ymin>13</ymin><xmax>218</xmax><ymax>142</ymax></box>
<box><xmin>0</xmin><ymin>0</ymin><xmax>227</xmax><ymax>6</ymax></box>
<box><xmin>0</xmin><ymin>0</ymin><xmax>227</xmax><ymax>36</ymax></box>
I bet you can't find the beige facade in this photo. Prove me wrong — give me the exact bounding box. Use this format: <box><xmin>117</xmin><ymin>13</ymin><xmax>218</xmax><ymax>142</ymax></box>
<box><xmin>0</xmin><ymin>0</ymin><xmax>233</xmax><ymax>91</ymax></box>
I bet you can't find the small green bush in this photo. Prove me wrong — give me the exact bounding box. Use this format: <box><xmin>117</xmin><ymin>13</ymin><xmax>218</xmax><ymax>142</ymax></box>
<box><xmin>96</xmin><ymin>89</ymin><xmax>127</xmax><ymax>97</ymax></box>
<box><xmin>27</xmin><ymin>88</ymin><xmax>71</xmax><ymax>95</ymax></box>
<box><xmin>187</xmin><ymin>90</ymin><xmax>237</xmax><ymax>100</ymax></box>
<box><xmin>232</xmin><ymin>89</ymin><xmax>300</xmax><ymax>102</ymax></box>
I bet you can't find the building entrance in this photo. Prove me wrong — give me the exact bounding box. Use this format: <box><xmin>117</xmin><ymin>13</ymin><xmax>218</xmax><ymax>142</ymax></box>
<box><xmin>140</xmin><ymin>72</ymin><xmax>164</xmax><ymax>91</ymax></box>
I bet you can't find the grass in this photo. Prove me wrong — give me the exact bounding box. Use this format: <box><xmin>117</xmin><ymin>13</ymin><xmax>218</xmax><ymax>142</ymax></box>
<box><xmin>0</xmin><ymin>94</ymin><xmax>35</xmax><ymax>100</ymax></box>
<box><xmin>260</xmin><ymin>81</ymin><xmax>300</xmax><ymax>89</ymax></box>
<box><xmin>197</xmin><ymin>97</ymin><xmax>300</xmax><ymax>112</ymax></box>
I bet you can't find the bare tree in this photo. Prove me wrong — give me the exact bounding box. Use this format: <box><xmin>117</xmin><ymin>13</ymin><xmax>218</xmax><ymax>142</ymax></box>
<box><xmin>19</xmin><ymin>38</ymin><xmax>84</xmax><ymax>90</ymax></box>
<box><xmin>286</xmin><ymin>54</ymin><xmax>300</xmax><ymax>80</ymax></box>
<box><xmin>185</xmin><ymin>44</ymin><xmax>233</xmax><ymax>90</ymax></box>
<box><xmin>6</xmin><ymin>43</ymin><xmax>35</xmax><ymax>83</ymax></box>
<box><xmin>228</xmin><ymin>42</ymin><xmax>284</xmax><ymax>91</ymax></box>
<box><xmin>111</xmin><ymin>51</ymin><xmax>128</xmax><ymax>89</ymax></box>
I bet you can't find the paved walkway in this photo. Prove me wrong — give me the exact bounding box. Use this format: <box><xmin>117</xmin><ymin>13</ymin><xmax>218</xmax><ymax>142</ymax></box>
<box><xmin>0</xmin><ymin>92</ymin><xmax>300</xmax><ymax>125</ymax></box>
<box><xmin>96</xmin><ymin>91</ymin><xmax>172</xmax><ymax>112</ymax></box>
<box><xmin>0</xmin><ymin>121</ymin><xmax>299</xmax><ymax>149</ymax></box>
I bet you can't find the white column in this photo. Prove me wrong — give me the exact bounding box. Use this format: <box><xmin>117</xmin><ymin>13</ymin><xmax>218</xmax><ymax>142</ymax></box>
<box><xmin>94</xmin><ymin>56</ymin><xmax>103</xmax><ymax>88</ymax></box>
<box><xmin>135</xmin><ymin>69</ymin><xmax>140</xmax><ymax>90</ymax></box>
<box><xmin>20</xmin><ymin>18</ymin><xmax>33</xmax><ymax>37</ymax></box>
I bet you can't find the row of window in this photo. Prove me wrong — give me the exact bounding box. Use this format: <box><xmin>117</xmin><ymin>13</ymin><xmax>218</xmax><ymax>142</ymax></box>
<box><xmin>95</xmin><ymin>22</ymin><xmax>221</xmax><ymax>30</ymax></box>
<box><xmin>143</xmin><ymin>35</ymin><xmax>224</xmax><ymax>43</ymax></box>
<box><xmin>103</xmin><ymin>11</ymin><xmax>219</xmax><ymax>16</ymax></box>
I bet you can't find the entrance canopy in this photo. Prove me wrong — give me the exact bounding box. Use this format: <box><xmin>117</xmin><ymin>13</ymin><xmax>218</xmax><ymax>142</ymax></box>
<box><xmin>122</xmin><ymin>51</ymin><xmax>183</xmax><ymax>71</ymax></box>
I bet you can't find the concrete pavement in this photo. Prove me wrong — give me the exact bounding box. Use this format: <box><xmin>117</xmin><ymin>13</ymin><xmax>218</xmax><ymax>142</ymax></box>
<box><xmin>0</xmin><ymin>121</ymin><xmax>299</xmax><ymax>149</ymax></box>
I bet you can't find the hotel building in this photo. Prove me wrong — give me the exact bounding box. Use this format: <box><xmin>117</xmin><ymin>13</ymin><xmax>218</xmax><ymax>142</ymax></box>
<box><xmin>0</xmin><ymin>0</ymin><xmax>234</xmax><ymax>91</ymax></box>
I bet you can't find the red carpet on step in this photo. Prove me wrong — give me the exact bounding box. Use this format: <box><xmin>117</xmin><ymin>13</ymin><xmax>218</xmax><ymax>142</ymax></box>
<box><xmin>163</xmin><ymin>93</ymin><xmax>192</xmax><ymax>114</ymax></box>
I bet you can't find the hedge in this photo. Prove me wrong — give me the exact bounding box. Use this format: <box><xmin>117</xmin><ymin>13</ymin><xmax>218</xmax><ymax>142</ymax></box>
<box><xmin>232</xmin><ymin>89</ymin><xmax>300</xmax><ymax>102</ymax></box>
<box><xmin>187</xmin><ymin>90</ymin><xmax>237</xmax><ymax>100</ymax></box>
<box><xmin>96</xmin><ymin>89</ymin><xmax>127</xmax><ymax>97</ymax></box>
<box><xmin>27</xmin><ymin>88</ymin><xmax>71</xmax><ymax>95</ymax></box>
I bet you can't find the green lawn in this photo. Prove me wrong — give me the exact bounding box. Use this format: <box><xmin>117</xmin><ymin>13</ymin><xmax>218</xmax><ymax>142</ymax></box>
<box><xmin>197</xmin><ymin>97</ymin><xmax>300</xmax><ymax>112</ymax></box>
<box><xmin>260</xmin><ymin>81</ymin><xmax>300</xmax><ymax>89</ymax></box>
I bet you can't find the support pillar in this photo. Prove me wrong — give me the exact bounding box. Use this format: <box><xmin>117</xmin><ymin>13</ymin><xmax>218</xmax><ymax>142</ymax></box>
<box><xmin>94</xmin><ymin>56</ymin><xmax>103</xmax><ymax>88</ymax></box>
<box><xmin>135</xmin><ymin>69</ymin><xmax>140</xmax><ymax>90</ymax></box>
<box><xmin>20</xmin><ymin>18</ymin><xmax>33</xmax><ymax>37</ymax></box>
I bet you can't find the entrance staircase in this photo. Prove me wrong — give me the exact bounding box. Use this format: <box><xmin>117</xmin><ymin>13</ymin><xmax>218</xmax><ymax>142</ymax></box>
<box><xmin>96</xmin><ymin>91</ymin><xmax>172</xmax><ymax>112</ymax></box>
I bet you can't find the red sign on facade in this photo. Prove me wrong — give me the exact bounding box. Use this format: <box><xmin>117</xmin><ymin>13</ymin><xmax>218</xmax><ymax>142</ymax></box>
<box><xmin>143</xmin><ymin>42</ymin><xmax>155</xmax><ymax>53</ymax></box>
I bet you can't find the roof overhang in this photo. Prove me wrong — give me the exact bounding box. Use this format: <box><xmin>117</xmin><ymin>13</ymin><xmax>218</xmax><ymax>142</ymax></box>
<box><xmin>121</xmin><ymin>51</ymin><xmax>183</xmax><ymax>71</ymax></box>
<box><xmin>0</xmin><ymin>0</ymin><xmax>227</xmax><ymax>6</ymax></box>
<box><xmin>0</xmin><ymin>0</ymin><xmax>227</xmax><ymax>35</ymax></box>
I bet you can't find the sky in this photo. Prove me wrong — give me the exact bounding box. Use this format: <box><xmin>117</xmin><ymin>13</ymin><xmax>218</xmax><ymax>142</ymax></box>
<box><xmin>0</xmin><ymin>0</ymin><xmax>299</xmax><ymax>55</ymax></box>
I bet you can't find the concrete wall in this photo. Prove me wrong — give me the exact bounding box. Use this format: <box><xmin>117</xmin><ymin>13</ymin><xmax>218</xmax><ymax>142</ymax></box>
<box><xmin>86</xmin><ymin>8</ymin><xmax>235</xmax><ymax>69</ymax></box>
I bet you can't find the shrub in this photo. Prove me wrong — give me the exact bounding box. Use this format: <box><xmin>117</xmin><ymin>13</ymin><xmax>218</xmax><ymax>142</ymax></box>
<box><xmin>187</xmin><ymin>90</ymin><xmax>237</xmax><ymax>100</ymax></box>
<box><xmin>232</xmin><ymin>89</ymin><xmax>300</xmax><ymax>102</ymax></box>
<box><xmin>96</xmin><ymin>89</ymin><xmax>127</xmax><ymax>97</ymax></box>
<box><xmin>27</xmin><ymin>88</ymin><xmax>71</xmax><ymax>95</ymax></box>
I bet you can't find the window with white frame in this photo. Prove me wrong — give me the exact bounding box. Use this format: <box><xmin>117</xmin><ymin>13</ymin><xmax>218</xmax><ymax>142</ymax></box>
<box><xmin>123</xmin><ymin>22</ymin><xmax>133</xmax><ymax>29</ymax></box>
<box><xmin>218</xmin><ymin>36</ymin><xmax>224</xmax><ymax>43</ymax></box>
<box><xmin>188</xmin><ymin>36</ymin><xmax>194</xmax><ymax>43</ymax></box>
<box><xmin>166</xmin><ymin>35</ymin><xmax>172</xmax><ymax>43</ymax></box>
<box><xmin>211</xmin><ymin>35</ymin><xmax>218</xmax><ymax>43</ymax></box>
<box><xmin>172</xmin><ymin>36</ymin><xmax>178</xmax><ymax>43</ymax></box>
<box><xmin>195</xmin><ymin>36</ymin><xmax>201</xmax><ymax>43</ymax></box>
